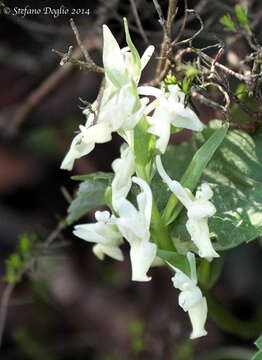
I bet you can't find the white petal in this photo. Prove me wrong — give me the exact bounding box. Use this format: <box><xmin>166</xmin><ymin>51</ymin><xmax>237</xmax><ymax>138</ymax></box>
<box><xmin>186</xmin><ymin>218</ymin><xmax>219</xmax><ymax>259</ymax></box>
<box><xmin>80</xmin><ymin>123</ymin><xmax>112</xmax><ymax>144</ymax></box>
<box><xmin>141</xmin><ymin>45</ymin><xmax>155</xmax><ymax>70</ymax></box>
<box><xmin>102</xmin><ymin>25</ymin><xmax>128</xmax><ymax>87</ymax></box>
<box><xmin>156</xmin><ymin>156</ymin><xmax>193</xmax><ymax>208</ymax></box>
<box><xmin>187</xmin><ymin>201</ymin><xmax>216</xmax><ymax>219</ymax></box>
<box><xmin>92</xmin><ymin>244</ymin><xmax>105</xmax><ymax>260</ymax></box>
<box><xmin>171</xmin><ymin>271</ymin><xmax>194</xmax><ymax>291</ymax></box>
<box><xmin>188</xmin><ymin>297</ymin><xmax>208</xmax><ymax>339</ymax></box>
<box><xmin>95</xmin><ymin>211</ymin><xmax>111</xmax><ymax>223</ymax></box>
<box><xmin>148</xmin><ymin>107</ymin><xmax>171</xmax><ymax>153</ymax></box>
<box><xmin>130</xmin><ymin>240</ymin><xmax>157</xmax><ymax>281</ymax></box>
<box><xmin>132</xmin><ymin>177</ymin><xmax>152</xmax><ymax>227</ymax></box>
<box><xmin>170</xmin><ymin>103</ymin><xmax>204</xmax><ymax>131</ymax></box>
<box><xmin>114</xmin><ymin>197</ymin><xmax>138</xmax><ymax>219</ymax></box>
<box><xmin>138</xmin><ymin>86</ymin><xmax>162</xmax><ymax>98</ymax></box>
<box><xmin>74</xmin><ymin>222</ymin><xmax>122</xmax><ymax>246</ymax></box>
<box><xmin>178</xmin><ymin>287</ymin><xmax>203</xmax><ymax>311</ymax></box>
<box><xmin>93</xmin><ymin>244</ymin><xmax>124</xmax><ymax>261</ymax></box>
<box><xmin>196</xmin><ymin>183</ymin><xmax>214</xmax><ymax>200</ymax></box>
<box><xmin>111</xmin><ymin>144</ymin><xmax>135</xmax><ymax>208</ymax></box>
<box><xmin>168</xmin><ymin>84</ymin><xmax>185</xmax><ymax>103</ymax></box>
<box><xmin>60</xmin><ymin>133</ymin><xmax>94</xmax><ymax>171</ymax></box>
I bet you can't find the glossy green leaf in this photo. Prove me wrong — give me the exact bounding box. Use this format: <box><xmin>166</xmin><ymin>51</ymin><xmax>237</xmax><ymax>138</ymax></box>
<box><xmin>255</xmin><ymin>336</ymin><xmax>262</xmax><ymax>351</ymax></box>
<box><xmin>162</xmin><ymin>122</ymin><xmax>229</xmax><ymax>225</ymax></box>
<box><xmin>67</xmin><ymin>180</ymin><xmax>107</xmax><ymax>225</ymax></box>
<box><xmin>251</xmin><ymin>336</ymin><xmax>262</xmax><ymax>360</ymax></box>
<box><xmin>169</xmin><ymin>121</ymin><xmax>262</xmax><ymax>251</ymax></box>
<box><xmin>251</xmin><ymin>351</ymin><xmax>262</xmax><ymax>360</ymax></box>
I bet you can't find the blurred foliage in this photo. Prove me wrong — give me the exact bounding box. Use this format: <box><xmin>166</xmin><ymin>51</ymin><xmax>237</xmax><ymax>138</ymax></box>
<box><xmin>5</xmin><ymin>234</ymin><xmax>37</xmax><ymax>284</ymax></box>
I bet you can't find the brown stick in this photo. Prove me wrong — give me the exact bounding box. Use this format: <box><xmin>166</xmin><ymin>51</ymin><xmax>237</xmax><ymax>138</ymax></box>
<box><xmin>129</xmin><ymin>0</ymin><xmax>149</xmax><ymax>44</ymax></box>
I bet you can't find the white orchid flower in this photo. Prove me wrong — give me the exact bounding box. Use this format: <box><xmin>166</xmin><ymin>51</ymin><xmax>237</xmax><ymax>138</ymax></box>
<box><xmin>170</xmin><ymin>252</ymin><xmax>208</xmax><ymax>339</ymax></box>
<box><xmin>61</xmin><ymin>24</ymin><xmax>153</xmax><ymax>171</ymax></box>
<box><xmin>103</xmin><ymin>24</ymin><xmax>154</xmax><ymax>88</ymax></box>
<box><xmin>139</xmin><ymin>84</ymin><xmax>204</xmax><ymax>153</ymax></box>
<box><xmin>114</xmin><ymin>177</ymin><xmax>157</xmax><ymax>282</ymax></box>
<box><xmin>97</xmin><ymin>83</ymin><xmax>149</xmax><ymax>132</ymax></box>
<box><xmin>60</xmin><ymin>111</ymin><xmax>112</xmax><ymax>170</ymax></box>
<box><xmin>73</xmin><ymin>211</ymin><xmax>124</xmax><ymax>261</ymax></box>
<box><xmin>156</xmin><ymin>156</ymin><xmax>219</xmax><ymax>260</ymax></box>
<box><xmin>111</xmin><ymin>143</ymin><xmax>135</xmax><ymax>208</ymax></box>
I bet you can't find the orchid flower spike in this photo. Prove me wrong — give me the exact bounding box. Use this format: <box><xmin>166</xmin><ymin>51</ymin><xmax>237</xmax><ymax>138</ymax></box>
<box><xmin>139</xmin><ymin>84</ymin><xmax>204</xmax><ymax>153</ymax></box>
<box><xmin>156</xmin><ymin>156</ymin><xmax>219</xmax><ymax>260</ymax></box>
<box><xmin>170</xmin><ymin>252</ymin><xmax>208</xmax><ymax>339</ymax></box>
<box><xmin>114</xmin><ymin>177</ymin><xmax>157</xmax><ymax>282</ymax></box>
<box><xmin>73</xmin><ymin>211</ymin><xmax>124</xmax><ymax>261</ymax></box>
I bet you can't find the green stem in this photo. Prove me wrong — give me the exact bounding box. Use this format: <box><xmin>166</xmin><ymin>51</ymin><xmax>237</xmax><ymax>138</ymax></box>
<box><xmin>198</xmin><ymin>259</ymin><xmax>211</xmax><ymax>288</ymax></box>
<box><xmin>205</xmin><ymin>291</ymin><xmax>262</xmax><ymax>339</ymax></box>
<box><xmin>150</xmin><ymin>201</ymin><xmax>174</xmax><ymax>250</ymax></box>
<box><xmin>135</xmin><ymin>164</ymin><xmax>174</xmax><ymax>251</ymax></box>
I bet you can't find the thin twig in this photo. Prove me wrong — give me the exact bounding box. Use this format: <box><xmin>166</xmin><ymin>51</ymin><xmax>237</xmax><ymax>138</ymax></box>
<box><xmin>153</xmin><ymin>0</ymin><xmax>175</xmax><ymax>78</ymax></box>
<box><xmin>129</xmin><ymin>0</ymin><xmax>149</xmax><ymax>44</ymax></box>
<box><xmin>0</xmin><ymin>282</ymin><xmax>15</xmax><ymax>348</ymax></box>
<box><xmin>52</xmin><ymin>49</ymin><xmax>104</xmax><ymax>73</ymax></box>
<box><xmin>44</xmin><ymin>220</ymin><xmax>67</xmax><ymax>248</ymax></box>
<box><xmin>202</xmin><ymin>82</ymin><xmax>231</xmax><ymax>113</ymax></box>
<box><xmin>172</xmin><ymin>0</ymin><xmax>188</xmax><ymax>45</ymax></box>
<box><xmin>175</xmin><ymin>9</ymin><xmax>204</xmax><ymax>46</ymax></box>
<box><xmin>191</xmin><ymin>90</ymin><xmax>226</xmax><ymax>112</ymax></box>
<box><xmin>69</xmin><ymin>18</ymin><xmax>96</xmax><ymax>66</ymax></box>
<box><xmin>166</xmin><ymin>0</ymin><xmax>177</xmax><ymax>38</ymax></box>
<box><xmin>152</xmin><ymin>0</ymin><xmax>168</xmax><ymax>37</ymax></box>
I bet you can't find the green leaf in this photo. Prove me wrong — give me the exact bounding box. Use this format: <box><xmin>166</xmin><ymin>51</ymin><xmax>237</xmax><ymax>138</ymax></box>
<box><xmin>162</xmin><ymin>122</ymin><xmax>229</xmax><ymax>225</ymax></box>
<box><xmin>255</xmin><ymin>336</ymin><xmax>262</xmax><ymax>351</ymax></box>
<box><xmin>235</xmin><ymin>5</ymin><xmax>251</xmax><ymax>34</ymax></box>
<box><xmin>66</xmin><ymin>180</ymin><xmax>107</xmax><ymax>225</ymax></box>
<box><xmin>71</xmin><ymin>171</ymin><xmax>113</xmax><ymax>183</ymax></box>
<box><xmin>219</xmin><ymin>14</ymin><xmax>237</xmax><ymax>32</ymax></box>
<box><xmin>169</xmin><ymin>121</ymin><xmax>262</xmax><ymax>251</ymax></box>
<box><xmin>157</xmin><ymin>250</ymin><xmax>191</xmax><ymax>277</ymax></box>
<box><xmin>251</xmin><ymin>336</ymin><xmax>262</xmax><ymax>360</ymax></box>
<box><xmin>251</xmin><ymin>351</ymin><xmax>262</xmax><ymax>360</ymax></box>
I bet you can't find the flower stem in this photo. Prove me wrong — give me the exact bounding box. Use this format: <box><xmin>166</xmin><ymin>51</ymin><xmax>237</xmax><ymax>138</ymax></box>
<box><xmin>135</xmin><ymin>164</ymin><xmax>174</xmax><ymax>251</ymax></box>
<box><xmin>151</xmin><ymin>201</ymin><xmax>174</xmax><ymax>250</ymax></box>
